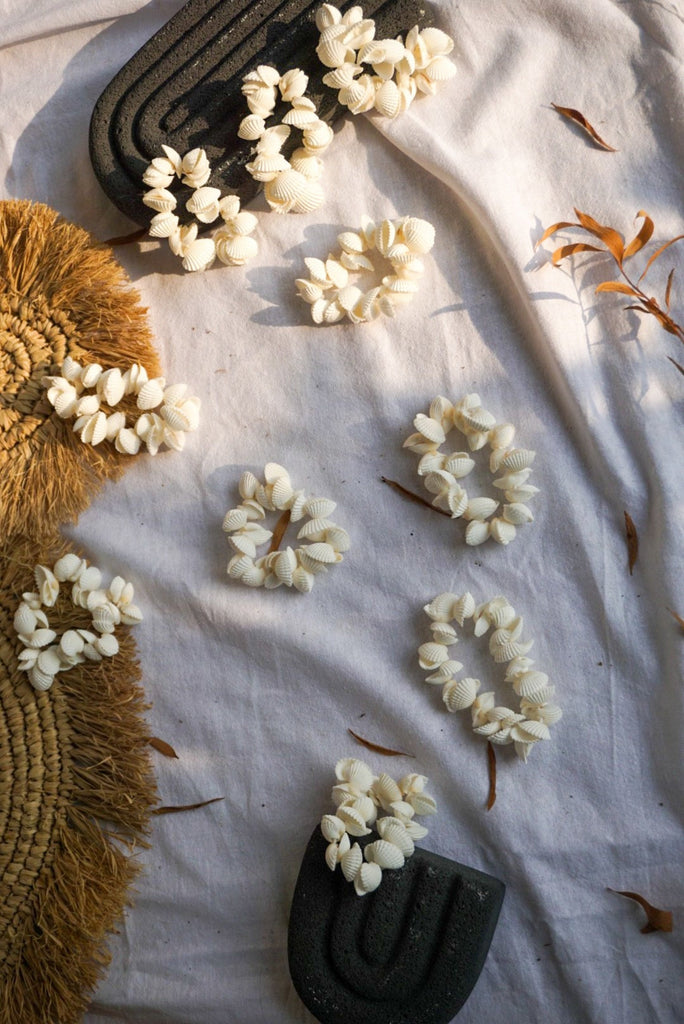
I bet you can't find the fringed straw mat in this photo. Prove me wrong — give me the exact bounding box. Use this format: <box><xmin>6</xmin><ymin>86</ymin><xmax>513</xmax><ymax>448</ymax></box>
<box><xmin>0</xmin><ymin>199</ymin><xmax>161</xmax><ymax>541</ymax></box>
<box><xmin>0</xmin><ymin>537</ymin><xmax>156</xmax><ymax>1024</ymax></box>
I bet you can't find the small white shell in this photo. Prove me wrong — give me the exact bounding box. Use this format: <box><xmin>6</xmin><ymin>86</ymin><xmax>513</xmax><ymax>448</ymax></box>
<box><xmin>512</xmin><ymin>719</ymin><xmax>551</xmax><ymax>743</ymax></box>
<box><xmin>14</xmin><ymin>603</ymin><xmax>37</xmax><ymax>634</ymax></box>
<box><xmin>464</xmin><ymin>497</ymin><xmax>499</xmax><ymax>521</ymax></box>
<box><xmin>376</xmin><ymin>818</ymin><xmax>415</xmax><ymax>857</ymax></box>
<box><xmin>59</xmin><ymin>630</ymin><xmax>85</xmax><ymax>658</ymax></box>
<box><xmin>214</xmin><ymin>232</ymin><xmax>258</xmax><ymax>267</ymax></box>
<box><xmin>418</xmin><ymin>641</ymin><xmax>449</xmax><ymax>670</ymax></box>
<box><xmin>37</xmin><ymin>646</ymin><xmax>62</xmax><ymax>676</ymax></box>
<box><xmin>321</xmin><ymin>813</ymin><xmax>346</xmax><ymax>843</ymax></box>
<box><xmin>502</xmin><ymin>448</ymin><xmax>536</xmax><ymax>472</ymax></box>
<box><xmin>442</xmin><ymin>677</ymin><xmax>480</xmax><ymax>712</ymax></box>
<box><xmin>337</xmin><ymin>805</ymin><xmax>371</xmax><ymax>837</ymax></box>
<box><xmin>364</xmin><ymin>840</ymin><xmax>404</xmax><ymax>870</ymax></box>
<box><xmin>340</xmin><ymin>842</ymin><xmax>363</xmax><ymax>883</ymax></box>
<box><xmin>28</xmin><ymin>664</ymin><xmax>55</xmax><ymax>691</ymax></box>
<box><xmin>149</xmin><ymin>211</ymin><xmax>180</xmax><ymax>238</ymax></box>
<box><xmin>238</xmin><ymin>113</ymin><xmax>266</xmax><ymax>139</ymax></box>
<box><xmin>136</xmin><ymin>378</ymin><xmax>166</xmax><ymax>411</ymax></box>
<box><xmin>400</xmin><ymin>217</ymin><xmax>436</xmax><ymax>255</ymax></box>
<box><xmin>465</xmin><ymin>520</ymin><xmax>491</xmax><ymax>546</ymax></box>
<box><xmin>513</xmin><ymin>671</ymin><xmax>550</xmax><ymax>698</ymax></box>
<box><xmin>182</xmin><ymin>238</ymin><xmax>216</xmax><ymax>272</ymax></box>
<box><xmin>114</xmin><ymin>428</ymin><xmax>141</xmax><ymax>455</ymax></box>
<box><xmin>423</xmin><ymin>593</ymin><xmax>457</xmax><ymax>622</ymax></box>
<box><xmin>142</xmin><ymin>188</ymin><xmax>177</xmax><ymax>213</ymax></box>
<box><xmin>490</xmin><ymin>517</ymin><xmax>517</xmax><ymax>546</ymax></box>
<box><xmin>371</xmin><ymin>773</ymin><xmax>402</xmax><ymax>810</ymax></box>
<box><xmin>503</xmin><ymin>503</ymin><xmax>534</xmax><ymax>525</ymax></box>
<box><xmin>354</xmin><ymin>862</ymin><xmax>383</xmax><ymax>896</ymax></box>
<box><xmin>430</xmin><ymin>622</ymin><xmax>458</xmax><ymax>645</ymax></box>
<box><xmin>34</xmin><ymin>565</ymin><xmax>59</xmax><ymax>607</ymax></box>
<box><xmin>452</xmin><ymin>592</ymin><xmax>476</xmax><ymax>625</ymax></box>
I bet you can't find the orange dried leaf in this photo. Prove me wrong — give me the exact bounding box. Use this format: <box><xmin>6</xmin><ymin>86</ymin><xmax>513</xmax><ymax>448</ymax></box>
<box><xmin>153</xmin><ymin>797</ymin><xmax>224</xmax><ymax>815</ymax></box>
<box><xmin>666</xmin><ymin>607</ymin><xmax>684</xmax><ymax>630</ymax></box>
<box><xmin>551</xmin><ymin>104</ymin><xmax>617</xmax><ymax>151</ymax></box>
<box><xmin>623</xmin><ymin>511</ymin><xmax>638</xmax><ymax>575</ymax></box>
<box><xmin>536</xmin><ymin>220</ymin><xmax>580</xmax><ymax>247</ymax></box>
<box><xmin>381</xmin><ymin>477</ymin><xmax>451</xmax><ymax>518</ymax></box>
<box><xmin>149</xmin><ymin>736</ymin><xmax>179</xmax><ymax>758</ymax></box>
<box><xmin>574</xmin><ymin>209</ymin><xmax>625</xmax><ymax>263</ymax></box>
<box><xmin>268</xmin><ymin>509</ymin><xmax>291</xmax><ymax>553</ymax></box>
<box><xmin>665</xmin><ymin>268</ymin><xmax>675</xmax><ymax>311</ymax></box>
<box><xmin>623</xmin><ymin>211</ymin><xmax>654</xmax><ymax>260</ymax></box>
<box><xmin>348</xmin><ymin>728</ymin><xmax>414</xmax><ymax>758</ymax></box>
<box><xmin>595</xmin><ymin>281</ymin><xmax>639</xmax><ymax>297</ymax></box>
<box><xmin>486</xmin><ymin>741</ymin><xmax>497</xmax><ymax>810</ymax></box>
<box><xmin>607</xmin><ymin>888</ymin><xmax>673</xmax><ymax>934</ymax></box>
<box><xmin>552</xmin><ymin>242</ymin><xmax>604</xmax><ymax>265</ymax></box>
<box><xmin>638</xmin><ymin>234</ymin><xmax>684</xmax><ymax>282</ymax></box>
<box><xmin>667</xmin><ymin>356</ymin><xmax>684</xmax><ymax>377</ymax></box>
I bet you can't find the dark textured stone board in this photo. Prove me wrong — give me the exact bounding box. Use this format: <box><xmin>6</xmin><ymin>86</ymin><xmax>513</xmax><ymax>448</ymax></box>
<box><xmin>90</xmin><ymin>0</ymin><xmax>434</xmax><ymax>226</ymax></box>
<box><xmin>288</xmin><ymin>827</ymin><xmax>505</xmax><ymax>1024</ymax></box>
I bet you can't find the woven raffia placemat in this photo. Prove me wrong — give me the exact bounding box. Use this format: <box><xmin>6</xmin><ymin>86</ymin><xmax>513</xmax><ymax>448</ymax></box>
<box><xmin>0</xmin><ymin>199</ymin><xmax>161</xmax><ymax>542</ymax></box>
<box><xmin>1</xmin><ymin>201</ymin><xmax>161</xmax><ymax>1022</ymax></box>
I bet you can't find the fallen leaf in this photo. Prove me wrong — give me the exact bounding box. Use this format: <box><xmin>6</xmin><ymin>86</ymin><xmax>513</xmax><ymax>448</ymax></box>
<box><xmin>551</xmin><ymin>104</ymin><xmax>617</xmax><ymax>151</ymax></box>
<box><xmin>623</xmin><ymin>211</ymin><xmax>654</xmax><ymax>260</ymax></box>
<box><xmin>536</xmin><ymin>219</ymin><xmax>580</xmax><ymax>247</ymax></box>
<box><xmin>348</xmin><ymin>728</ymin><xmax>414</xmax><ymax>758</ymax></box>
<box><xmin>594</xmin><ymin>280</ymin><xmax>639</xmax><ymax>297</ymax></box>
<box><xmin>574</xmin><ymin>209</ymin><xmax>625</xmax><ymax>264</ymax></box>
<box><xmin>268</xmin><ymin>509</ymin><xmax>291</xmax><ymax>553</ymax></box>
<box><xmin>607</xmin><ymin>889</ymin><xmax>673</xmax><ymax>934</ymax></box>
<box><xmin>381</xmin><ymin>477</ymin><xmax>451</xmax><ymax>517</ymax></box>
<box><xmin>666</xmin><ymin>607</ymin><xmax>684</xmax><ymax>630</ymax></box>
<box><xmin>153</xmin><ymin>797</ymin><xmax>224</xmax><ymax>815</ymax></box>
<box><xmin>665</xmin><ymin>268</ymin><xmax>675</xmax><ymax>311</ymax></box>
<box><xmin>623</xmin><ymin>511</ymin><xmax>638</xmax><ymax>575</ymax></box>
<box><xmin>667</xmin><ymin>356</ymin><xmax>684</xmax><ymax>376</ymax></box>
<box><xmin>104</xmin><ymin>227</ymin><xmax>147</xmax><ymax>247</ymax></box>
<box><xmin>552</xmin><ymin>242</ymin><xmax>604</xmax><ymax>265</ymax></box>
<box><xmin>148</xmin><ymin>736</ymin><xmax>179</xmax><ymax>758</ymax></box>
<box><xmin>638</xmin><ymin>234</ymin><xmax>684</xmax><ymax>282</ymax></box>
<box><xmin>486</xmin><ymin>741</ymin><xmax>497</xmax><ymax>811</ymax></box>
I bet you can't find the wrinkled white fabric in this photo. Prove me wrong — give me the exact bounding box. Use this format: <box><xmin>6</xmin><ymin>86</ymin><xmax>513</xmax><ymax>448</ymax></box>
<box><xmin>1</xmin><ymin>1</ymin><xmax>683</xmax><ymax>1022</ymax></box>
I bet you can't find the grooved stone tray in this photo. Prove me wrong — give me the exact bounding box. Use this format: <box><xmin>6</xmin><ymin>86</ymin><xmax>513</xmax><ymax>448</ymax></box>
<box><xmin>288</xmin><ymin>828</ymin><xmax>505</xmax><ymax>1024</ymax></box>
<box><xmin>90</xmin><ymin>0</ymin><xmax>433</xmax><ymax>227</ymax></box>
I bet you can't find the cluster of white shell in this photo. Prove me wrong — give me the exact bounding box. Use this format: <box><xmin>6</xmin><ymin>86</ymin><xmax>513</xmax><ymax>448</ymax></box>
<box><xmin>42</xmin><ymin>355</ymin><xmax>200</xmax><ymax>456</ymax></box>
<box><xmin>223</xmin><ymin>463</ymin><xmax>350</xmax><ymax>592</ymax></box>
<box><xmin>13</xmin><ymin>556</ymin><xmax>143</xmax><ymax>692</ymax></box>
<box><xmin>239</xmin><ymin>65</ymin><xmax>334</xmax><ymax>214</ymax></box>
<box><xmin>316</xmin><ymin>5</ymin><xmax>456</xmax><ymax>119</ymax></box>
<box><xmin>321</xmin><ymin>757</ymin><xmax>436</xmax><ymax>896</ymax></box>
<box><xmin>403</xmin><ymin>395</ymin><xmax>539</xmax><ymax>545</ymax></box>
<box><xmin>419</xmin><ymin>593</ymin><xmax>562</xmax><ymax>761</ymax></box>
<box><xmin>296</xmin><ymin>215</ymin><xmax>435</xmax><ymax>324</ymax></box>
<box><xmin>142</xmin><ymin>146</ymin><xmax>258</xmax><ymax>271</ymax></box>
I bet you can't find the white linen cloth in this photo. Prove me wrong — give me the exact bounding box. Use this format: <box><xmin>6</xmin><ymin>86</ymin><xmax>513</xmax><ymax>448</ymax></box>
<box><xmin>1</xmin><ymin>0</ymin><xmax>682</xmax><ymax>1021</ymax></box>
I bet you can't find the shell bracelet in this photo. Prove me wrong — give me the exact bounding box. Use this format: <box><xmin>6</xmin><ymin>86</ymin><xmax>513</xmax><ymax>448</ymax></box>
<box><xmin>223</xmin><ymin>463</ymin><xmax>350</xmax><ymax>592</ymax></box>
<box><xmin>43</xmin><ymin>355</ymin><xmax>200</xmax><ymax>455</ymax></box>
<box><xmin>296</xmin><ymin>214</ymin><xmax>435</xmax><ymax>323</ymax></box>
<box><xmin>322</xmin><ymin>757</ymin><xmax>436</xmax><ymax>896</ymax></box>
<box><xmin>142</xmin><ymin>146</ymin><xmax>258</xmax><ymax>271</ymax></box>
<box><xmin>239</xmin><ymin>65</ymin><xmax>334</xmax><ymax>214</ymax></box>
<box><xmin>316</xmin><ymin>4</ymin><xmax>456</xmax><ymax>119</ymax></box>
<box><xmin>419</xmin><ymin>592</ymin><xmax>562</xmax><ymax>761</ymax></box>
<box><xmin>13</xmin><ymin>557</ymin><xmax>143</xmax><ymax>692</ymax></box>
<box><xmin>403</xmin><ymin>395</ymin><xmax>539</xmax><ymax>546</ymax></box>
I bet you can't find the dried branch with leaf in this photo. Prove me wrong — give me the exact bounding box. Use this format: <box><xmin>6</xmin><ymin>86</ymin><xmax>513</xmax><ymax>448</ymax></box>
<box><xmin>539</xmin><ymin>209</ymin><xmax>684</xmax><ymax>371</ymax></box>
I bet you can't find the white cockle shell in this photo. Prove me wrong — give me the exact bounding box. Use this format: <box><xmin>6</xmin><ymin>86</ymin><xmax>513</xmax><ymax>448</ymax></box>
<box><xmin>364</xmin><ymin>840</ymin><xmax>404</xmax><ymax>870</ymax></box>
<box><xmin>513</xmin><ymin>670</ymin><xmax>550</xmax><ymax>699</ymax></box>
<box><xmin>28</xmin><ymin>664</ymin><xmax>55</xmax><ymax>691</ymax></box>
<box><xmin>97</xmin><ymin>368</ymin><xmax>125</xmax><ymax>407</ymax></box>
<box><xmin>302</xmin><ymin>120</ymin><xmax>335</xmax><ymax>152</ymax></box>
<box><xmin>465</xmin><ymin>520</ymin><xmax>491</xmax><ymax>546</ymax></box>
<box><xmin>430</xmin><ymin>621</ymin><xmax>458</xmax><ymax>645</ymax></box>
<box><xmin>524</xmin><ymin>702</ymin><xmax>563</xmax><ymax>726</ymax></box>
<box><xmin>452</xmin><ymin>592</ymin><xmax>476</xmax><ymax>625</ymax></box>
<box><xmin>503</xmin><ymin>503</ymin><xmax>534</xmax><ymax>525</ymax></box>
<box><xmin>180</xmin><ymin>148</ymin><xmax>211</xmax><ymax>188</ymax></box>
<box><xmin>340</xmin><ymin>842</ymin><xmax>363</xmax><ymax>883</ymax></box>
<box><xmin>442</xmin><ymin>677</ymin><xmax>480</xmax><ymax>712</ymax></box>
<box><xmin>374</xmin><ymin>79</ymin><xmax>402</xmax><ymax>118</ymax></box>
<box><xmin>371</xmin><ymin>773</ymin><xmax>402</xmax><ymax>810</ymax></box>
<box><xmin>263</xmin><ymin>169</ymin><xmax>310</xmax><ymax>212</ymax></box>
<box><xmin>413</xmin><ymin>412</ymin><xmax>445</xmax><ymax>445</ymax></box>
<box><xmin>13</xmin><ymin>604</ymin><xmax>37</xmax><ymax>634</ymax></box>
<box><xmin>512</xmin><ymin>720</ymin><xmax>551</xmax><ymax>743</ymax></box>
<box><xmin>279</xmin><ymin>67</ymin><xmax>309</xmax><ymax>101</ymax></box>
<box><xmin>238</xmin><ymin>113</ymin><xmax>266</xmax><ymax>139</ymax></box>
<box><xmin>105</xmin><ymin>411</ymin><xmax>126</xmax><ymax>441</ymax></box>
<box><xmin>354</xmin><ymin>862</ymin><xmax>383</xmax><ymax>896</ymax></box>
<box><xmin>299</xmin><ymin>543</ymin><xmax>342</xmax><ymax>573</ymax></box>
<box><xmin>282</xmin><ymin>105</ymin><xmax>319</xmax><ymax>128</ymax></box>
<box><xmin>443</xmin><ymin>452</ymin><xmax>475</xmax><ymax>478</ymax></box>
<box><xmin>34</xmin><ymin>565</ymin><xmax>59</xmax><ymax>607</ymax></box>
<box><xmin>136</xmin><ymin>378</ymin><xmax>166</xmax><ymax>411</ymax></box>
<box><xmin>53</xmin><ymin>553</ymin><xmax>86</xmax><ymax>582</ymax></box>
<box><xmin>21</xmin><ymin>628</ymin><xmax>57</xmax><ymax>649</ymax></box>
<box><xmin>324</xmin><ymin>526</ymin><xmax>351</xmax><ymax>553</ymax></box>
<box><xmin>142</xmin><ymin>188</ymin><xmax>177</xmax><ymax>214</ymax></box>
<box><xmin>149</xmin><ymin>211</ymin><xmax>180</xmax><ymax>238</ymax></box>
<box><xmin>336</xmin><ymin>805</ymin><xmax>371</xmax><ymax>837</ymax></box>
<box><xmin>37</xmin><ymin>646</ymin><xmax>62</xmax><ymax>677</ymax></box>
<box><xmin>214</xmin><ymin>232</ymin><xmax>258</xmax><ymax>267</ymax></box>
<box><xmin>186</xmin><ymin>186</ymin><xmax>222</xmax><ymax>223</ymax></box>
<box><xmin>423</xmin><ymin>592</ymin><xmax>457</xmax><ymax>622</ymax></box>
<box><xmin>92</xmin><ymin>602</ymin><xmax>121</xmax><ymax>634</ymax></box>
<box><xmin>502</xmin><ymin>448</ymin><xmax>536</xmax><ymax>472</ymax></box>
<box><xmin>418</xmin><ymin>641</ymin><xmax>449</xmax><ymax>670</ymax></box>
<box><xmin>291</xmin><ymin>566</ymin><xmax>315</xmax><ymax>592</ymax></box>
<box><xmin>59</xmin><ymin>630</ymin><xmax>85</xmax><ymax>659</ymax></box>
<box><xmin>425</xmin><ymin>659</ymin><xmax>463</xmax><ymax>683</ymax></box>
<box><xmin>464</xmin><ymin>497</ymin><xmax>499</xmax><ymax>521</ymax></box>
<box><xmin>273</xmin><ymin>547</ymin><xmax>297</xmax><ymax>586</ymax></box>
<box><xmin>114</xmin><ymin>427</ymin><xmax>141</xmax><ymax>455</ymax></box>
<box><xmin>223</xmin><ymin>507</ymin><xmax>248</xmax><ymax>532</ymax></box>
<box><xmin>246</xmin><ymin>153</ymin><xmax>290</xmax><ymax>182</ymax></box>
<box><xmin>182</xmin><ymin>238</ymin><xmax>216</xmax><ymax>272</ymax></box>
<box><xmin>401</xmin><ymin>217</ymin><xmax>436</xmax><ymax>254</ymax></box>
<box><xmin>94</xmin><ymin>633</ymin><xmax>120</xmax><ymax>658</ymax></box>
<box><xmin>490</xmin><ymin>518</ymin><xmax>517</xmax><ymax>546</ymax></box>
<box><xmin>376</xmin><ymin>818</ymin><xmax>415</xmax><ymax>857</ymax></box>
<box><xmin>321</xmin><ymin>814</ymin><xmax>346</xmax><ymax>843</ymax></box>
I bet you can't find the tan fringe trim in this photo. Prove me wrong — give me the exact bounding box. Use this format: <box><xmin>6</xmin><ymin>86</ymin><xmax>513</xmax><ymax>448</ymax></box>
<box><xmin>0</xmin><ymin>200</ymin><xmax>162</xmax><ymax>542</ymax></box>
<box><xmin>0</xmin><ymin>536</ymin><xmax>157</xmax><ymax>1024</ymax></box>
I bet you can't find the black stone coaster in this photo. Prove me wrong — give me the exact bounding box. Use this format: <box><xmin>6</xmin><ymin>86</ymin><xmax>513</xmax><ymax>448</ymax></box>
<box><xmin>90</xmin><ymin>0</ymin><xmax>435</xmax><ymax>227</ymax></box>
<box><xmin>288</xmin><ymin>827</ymin><xmax>505</xmax><ymax>1024</ymax></box>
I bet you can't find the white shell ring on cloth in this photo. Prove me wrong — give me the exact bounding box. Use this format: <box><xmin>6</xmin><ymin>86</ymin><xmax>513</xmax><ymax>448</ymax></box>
<box><xmin>142</xmin><ymin>146</ymin><xmax>259</xmax><ymax>271</ymax></box>
<box><xmin>296</xmin><ymin>215</ymin><xmax>435</xmax><ymax>323</ymax></box>
<box><xmin>43</xmin><ymin>355</ymin><xmax>200</xmax><ymax>456</ymax></box>
<box><xmin>13</xmin><ymin>557</ymin><xmax>143</xmax><ymax>692</ymax></box>
<box><xmin>316</xmin><ymin>4</ymin><xmax>456</xmax><ymax>119</ymax></box>
<box><xmin>321</xmin><ymin>757</ymin><xmax>436</xmax><ymax>896</ymax></box>
<box><xmin>419</xmin><ymin>592</ymin><xmax>562</xmax><ymax>761</ymax></box>
<box><xmin>223</xmin><ymin>463</ymin><xmax>350</xmax><ymax>592</ymax></box>
<box><xmin>239</xmin><ymin>65</ymin><xmax>334</xmax><ymax>214</ymax></box>
<box><xmin>403</xmin><ymin>394</ymin><xmax>539</xmax><ymax>545</ymax></box>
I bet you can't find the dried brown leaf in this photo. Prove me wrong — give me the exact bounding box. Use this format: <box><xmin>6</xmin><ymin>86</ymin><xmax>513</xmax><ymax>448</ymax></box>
<box><xmin>268</xmin><ymin>509</ymin><xmax>291</xmax><ymax>553</ymax></box>
<box><xmin>607</xmin><ymin>888</ymin><xmax>674</xmax><ymax>934</ymax></box>
<box><xmin>574</xmin><ymin>209</ymin><xmax>625</xmax><ymax>263</ymax></box>
<box><xmin>104</xmin><ymin>227</ymin><xmax>147</xmax><ymax>247</ymax></box>
<box><xmin>551</xmin><ymin>104</ymin><xmax>617</xmax><ymax>151</ymax></box>
<box><xmin>623</xmin><ymin>511</ymin><xmax>638</xmax><ymax>575</ymax></box>
<box><xmin>552</xmin><ymin>242</ymin><xmax>604</xmax><ymax>266</ymax></box>
<box><xmin>381</xmin><ymin>477</ymin><xmax>451</xmax><ymax>518</ymax></box>
<box><xmin>348</xmin><ymin>728</ymin><xmax>414</xmax><ymax>758</ymax></box>
<box><xmin>486</xmin><ymin>741</ymin><xmax>497</xmax><ymax>811</ymax></box>
<box><xmin>536</xmin><ymin>220</ymin><xmax>580</xmax><ymax>247</ymax></box>
<box><xmin>666</xmin><ymin>607</ymin><xmax>684</xmax><ymax>630</ymax></box>
<box><xmin>148</xmin><ymin>736</ymin><xmax>179</xmax><ymax>758</ymax></box>
<box><xmin>638</xmin><ymin>234</ymin><xmax>684</xmax><ymax>282</ymax></box>
<box><xmin>665</xmin><ymin>268</ymin><xmax>675</xmax><ymax>311</ymax></box>
<box><xmin>667</xmin><ymin>356</ymin><xmax>684</xmax><ymax>376</ymax></box>
<box><xmin>594</xmin><ymin>281</ymin><xmax>639</xmax><ymax>297</ymax></box>
<box><xmin>623</xmin><ymin>211</ymin><xmax>654</xmax><ymax>260</ymax></box>
<box><xmin>153</xmin><ymin>797</ymin><xmax>224</xmax><ymax>815</ymax></box>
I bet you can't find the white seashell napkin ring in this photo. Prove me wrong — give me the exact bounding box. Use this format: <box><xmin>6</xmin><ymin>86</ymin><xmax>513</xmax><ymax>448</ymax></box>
<box><xmin>315</xmin><ymin>5</ymin><xmax>456</xmax><ymax>120</ymax></box>
<box><xmin>296</xmin><ymin>214</ymin><xmax>435</xmax><ymax>324</ymax></box>
<box><xmin>142</xmin><ymin>145</ymin><xmax>258</xmax><ymax>271</ymax></box>
<box><xmin>239</xmin><ymin>65</ymin><xmax>332</xmax><ymax>214</ymax></box>
<box><xmin>42</xmin><ymin>357</ymin><xmax>200</xmax><ymax>457</ymax></box>
<box><xmin>419</xmin><ymin>592</ymin><xmax>561</xmax><ymax>761</ymax></box>
<box><xmin>403</xmin><ymin>395</ymin><xmax>539</xmax><ymax>545</ymax></box>
<box><xmin>13</xmin><ymin>557</ymin><xmax>143</xmax><ymax>692</ymax></box>
<box><xmin>321</xmin><ymin>757</ymin><xmax>436</xmax><ymax>894</ymax></box>
<box><xmin>223</xmin><ymin>463</ymin><xmax>350</xmax><ymax>592</ymax></box>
